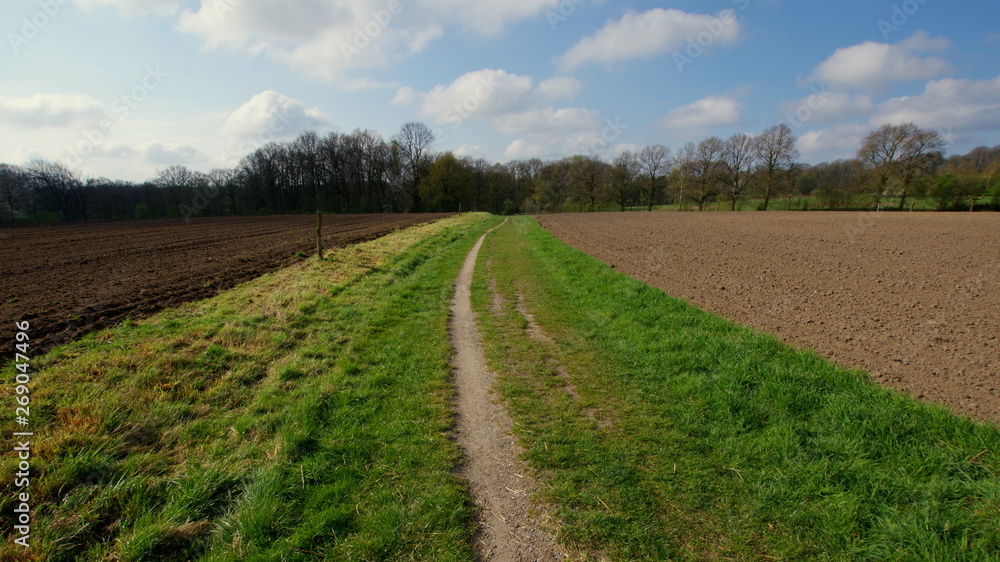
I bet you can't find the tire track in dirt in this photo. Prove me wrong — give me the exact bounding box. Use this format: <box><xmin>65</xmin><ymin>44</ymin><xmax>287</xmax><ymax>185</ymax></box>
<box><xmin>450</xmin><ymin>219</ymin><xmax>564</xmax><ymax>562</ymax></box>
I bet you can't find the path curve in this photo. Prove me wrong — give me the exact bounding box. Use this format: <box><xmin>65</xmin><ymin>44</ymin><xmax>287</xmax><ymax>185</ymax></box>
<box><xmin>450</xmin><ymin>219</ymin><xmax>564</xmax><ymax>561</ymax></box>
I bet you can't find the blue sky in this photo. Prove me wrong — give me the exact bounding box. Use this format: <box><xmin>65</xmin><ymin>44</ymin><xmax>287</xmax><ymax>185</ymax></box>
<box><xmin>2</xmin><ymin>0</ymin><xmax>999</xmax><ymax>181</ymax></box>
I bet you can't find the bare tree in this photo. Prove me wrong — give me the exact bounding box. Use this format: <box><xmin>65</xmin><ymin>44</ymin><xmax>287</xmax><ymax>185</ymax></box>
<box><xmin>637</xmin><ymin>145</ymin><xmax>672</xmax><ymax>211</ymax></box>
<box><xmin>611</xmin><ymin>151</ymin><xmax>638</xmax><ymax>211</ymax></box>
<box><xmin>754</xmin><ymin>124</ymin><xmax>798</xmax><ymax>210</ymax></box>
<box><xmin>685</xmin><ymin>137</ymin><xmax>725</xmax><ymax>211</ymax></box>
<box><xmin>391</xmin><ymin>121</ymin><xmax>435</xmax><ymax>212</ymax></box>
<box><xmin>26</xmin><ymin>160</ymin><xmax>88</xmax><ymax>220</ymax></box>
<box><xmin>0</xmin><ymin>164</ymin><xmax>32</xmax><ymax>223</ymax></box>
<box><xmin>722</xmin><ymin>133</ymin><xmax>759</xmax><ymax>211</ymax></box>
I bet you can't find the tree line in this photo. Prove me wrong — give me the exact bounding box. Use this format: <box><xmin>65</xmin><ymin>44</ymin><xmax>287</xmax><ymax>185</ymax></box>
<box><xmin>1</xmin><ymin>121</ymin><xmax>998</xmax><ymax>224</ymax></box>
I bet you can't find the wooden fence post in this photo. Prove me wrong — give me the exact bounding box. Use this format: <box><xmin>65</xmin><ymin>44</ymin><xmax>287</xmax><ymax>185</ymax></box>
<box><xmin>316</xmin><ymin>211</ymin><xmax>323</xmax><ymax>259</ymax></box>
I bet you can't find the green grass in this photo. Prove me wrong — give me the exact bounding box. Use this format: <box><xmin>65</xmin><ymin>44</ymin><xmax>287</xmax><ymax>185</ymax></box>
<box><xmin>0</xmin><ymin>212</ymin><xmax>501</xmax><ymax>561</ymax></box>
<box><xmin>471</xmin><ymin>216</ymin><xmax>1000</xmax><ymax>560</ymax></box>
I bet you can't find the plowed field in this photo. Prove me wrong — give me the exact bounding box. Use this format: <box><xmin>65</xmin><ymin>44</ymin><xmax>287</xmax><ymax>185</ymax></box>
<box><xmin>0</xmin><ymin>214</ymin><xmax>450</xmax><ymax>354</ymax></box>
<box><xmin>538</xmin><ymin>212</ymin><xmax>1000</xmax><ymax>424</ymax></box>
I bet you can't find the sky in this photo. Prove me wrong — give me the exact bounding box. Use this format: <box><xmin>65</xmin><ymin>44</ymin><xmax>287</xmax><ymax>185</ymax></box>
<box><xmin>1</xmin><ymin>0</ymin><xmax>999</xmax><ymax>182</ymax></box>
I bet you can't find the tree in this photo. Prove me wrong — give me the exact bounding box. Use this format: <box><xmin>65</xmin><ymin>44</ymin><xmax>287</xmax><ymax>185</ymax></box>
<box><xmin>857</xmin><ymin>122</ymin><xmax>942</xmax><ymax>209</ymax></box>
<box><xmin>896</xmin><ymin>127</ymin><xmax>945</xmax><ymax>209</ymax></box>
<box><xmin>0</xmin><ymin>164</ymin><xmax>31</xmax><ymax>223</ymax></box>
<box><xmin>392</xmin><ymin>122</ymin><xmax>435</xmax><ymax>212</ymax></box>
<box><xmin>754</xmin><ymin>124</ymin><xmax>798</xmax><ymax>210</ymax></box>
<box><xmin>685</xmin><ymin>137</ymin><xmax>725</xmax><ymax>211</ymax></box>
<box><xmin>26</xmin><ymin>160</ymin><xmax>88</xmax><ymax>220</ymax></box>
<box><xmin>722</xmin><ymin>133</ymin><xmax>758</xmax><ymax>211</ymax></box>
<box><xmin>569</xmin><ymin>155</ymin><xmax>607</xmax><ymax>211</ymax></box>
<box><xmin>637</xmin><ymin>145</ymin><xmax>672</xmax><ymax>211</ymax></box>
<box><xmin>420</xmin><ymin>152</ymin><xmax>474</xmax><ymax>212</ymax></box>
<box><xmin>611</xmin><ymin>151</ymin><xmax>639</xmax><ymax>211</ymax></box>
<box><xmin>858</xmin><ymin>124</ymin><xmax>906</xmax><ymax>208</ymax></box>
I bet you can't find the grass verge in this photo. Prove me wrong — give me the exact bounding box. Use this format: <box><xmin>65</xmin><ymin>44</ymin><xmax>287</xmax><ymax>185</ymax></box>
<box><xmin>1</xmin><ymin>212</ymin><xmax>501</xmax><ymax>561</ymax></box>
<box><xmin>472</xmin><ymin>216</ymin><xmax>1000</xmax><ymax>560</ymax></box>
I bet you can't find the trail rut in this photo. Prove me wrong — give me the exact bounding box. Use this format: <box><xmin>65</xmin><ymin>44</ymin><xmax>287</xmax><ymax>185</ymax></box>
<box><xmin>450</xmin><ymin>219</ymin><xmax>564</xmax><ymax>561</ymax></box>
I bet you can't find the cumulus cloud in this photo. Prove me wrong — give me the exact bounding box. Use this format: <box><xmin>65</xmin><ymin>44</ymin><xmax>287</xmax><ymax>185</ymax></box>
<box><xmin>421</xmin><ymin>0</ymin><xmax>561</xmax><ymax>36</ymax></box>
<box><xmin>779</xmin><ymin>91</ymin><xmax>874</xmax><ymax>123</ymax></box>
<box><xmin>494</xmin><ymin>106</ymin><xmax>602</xmax><ymax>136</ymax></box>
<box><xmin>663</xmin><ymin>95</ymin><xmax>744</xmax><ymax>129</ymax></box>
<box><xmin>0</xmin><ymin>94</ymin><xmax>107</xmax><ymax>128</ymax></box>
<box><xmin>555</xmin><ymin>8</ymin><xmax>741</xmax><ymax>71</ymax></box>
<box><xmin>220</xmin><ymin>91</ymin><xmax>331</xmax><ymax>145</ymax></box>
<box><xmin>143</xmin><ymin>141</ymin><xmax>199</xmax><ymax>164</ymax></box>
<box><xmin>871</xmin><ymin>75</ymin><xmax>1000</xmax><ymax>132</ymax></box>
<box><xmin>167</xmin><ymin>0</ymin><xmax>559</xmax><ymax>86</ymax></box>
<box><xmin>454</xmin><ymin>144</ymin><xmax>485</xmax><ymax>158</ymax></box>
<box><xmin>797</xmin><ymin>124</ymin><xmax>870</xmax><ymax>163</ymax></box>
<box><xmin>500</xmin><ymin>108</ymin><xmax>629</xmax><ymax>160</ymax></box>
<box><xmin>394</xmin><ymin>68</ymin><xmax>626</xmax><ymax>158</ymax></box>
<box><xmin>395</xmin><ymin>69</ymin><xmax>582</xmax><ymax>126</ymax></box>
<box><xmin>72</xmin><ymin>0</ymin><xmax>182</xmax><ymax>17</ymax></box>
<box><xmin>808</xmin><ymin>32</ymin><xmax>952</xmax><ymax>93</ymax></box>
<box><xmin>416</xmin><ymin>69</ymin><xmax>535</xmax><ymax>124</ymax></box>
<box><xmin>535</xmin><ymin>77</ymin><xmax>582</xmax><ymax>101</ymax></box>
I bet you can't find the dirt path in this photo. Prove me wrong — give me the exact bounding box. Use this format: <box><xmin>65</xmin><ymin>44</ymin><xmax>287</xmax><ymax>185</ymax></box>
<box><xmin>450</xmin><ymin>219</ymin><xmax>564</xmax><ymax>561</ymax></box>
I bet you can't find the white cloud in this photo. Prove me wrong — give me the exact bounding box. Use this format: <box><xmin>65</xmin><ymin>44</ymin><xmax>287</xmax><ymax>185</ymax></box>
<box><xmin>494</xmin><ymin>106</ymin><xmax>602</xmax><ymax>136</ymax></box>
<box><xmin>397</xmin><ymin>69</ymin><xmax>581</xmax><ymax>126</ymax></box>
<box><xmin>396</xmin><ymin>68</ymin><xmax>622</xmax><ymax>159</ymax></box>
<box><xmin>454</xmin><ymin>144</ymin><xmax>486</xmax><ymax>158</ymax></box>
<box><xmin>416</xmin><ymin>69</ymin><xmax>535</xmax><ymax>124</ymax></box>
<box><xmin>797</xmin><ymin>124</ymin><xmax>870</xmax><ymax>163</ymax></box>
<box><xmin>143</xmin><ymin>141</ymin><xmax>199</xmax><ymax>164</ymax></box>
<box><xmin>504</xmin><ymin>138</ymin><xmax>549</xmax><ymax>160</ymax></box>
<box><xmin>555</xmin><ymin>8</ymin><xmax>741</xmax><ymax>71</ymax></box>
<box><xmin>536</xmin><ymin>77</ymin><xmax>582</xmax><ymax>101</ymax></box>
<box><xmin>809</xmin><ymin>32</ymin><xmax>952</xmax><ymax>93</ymax></box>
<box><xmin>421</xmin><ymin>0</ymin><xmax>561</xmax><ymax>36</ymax></box>
<box><xmin>663</xmin><ymin>95</ymin><xmax>744</xmax><ymax>129</ymax></box>
<box><xmin>499</xmin><ymin>107</ymin><xmax>627</xmax><ymax>160</ymax></box>
<box><xmin>779</xmin><ymin>91</ymin><xmax>874</xmax><ymax>123</ymax></box>
<box><xmin>0</xmin><ymin>94</ymin><xmax>107</xmax><ymax>128</ymax></box>
<box><xmin>172</xmin><ymin>0</ymin><xmax>561</xmax><ymax>86</ymax></box>
<box><xmin>871</xmin><ymin>75</ymin><xmax>1000</xmax><ymax>132</ymax></box>
<box><xmin>220</xmin><ymin>91</ymin><xmax>331</xmax><ymax>145</ymax></box>
<box><xmin>72</xmin><ymin>0</ymin><xmax>182</xmax><ymax>17</ymax></box>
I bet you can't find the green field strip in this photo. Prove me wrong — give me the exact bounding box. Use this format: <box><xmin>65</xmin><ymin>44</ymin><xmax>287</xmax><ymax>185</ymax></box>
<box><xmin>471</xmin><ymin>216</ymin><xmax>1000</xmax><ymax>561</ymax></box>
<box><xmin>1</xmin><ymin>213</ymin><xmax>502</xmax><ymax>561</ymax></box>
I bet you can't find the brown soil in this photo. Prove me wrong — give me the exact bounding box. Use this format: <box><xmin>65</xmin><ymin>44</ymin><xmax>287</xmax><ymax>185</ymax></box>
<box><xmin>450</xmin><ymin>219</ymin><xmax>564</xmax><ymax>561</ymax></box>
<box><xmin>538</xmin><ymin>212</ymin><xmax>1000</xmax><ymax>425</ymax></box>
<box><xmin>0</xmin><ymin>214</ymin><xmax>449</xmax><ymax>355</ymax></box>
